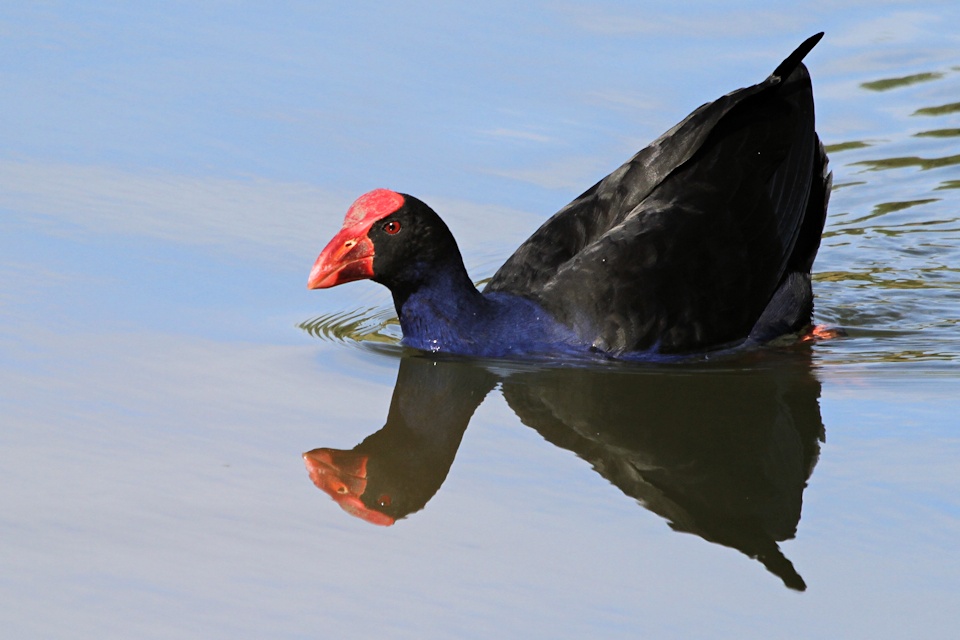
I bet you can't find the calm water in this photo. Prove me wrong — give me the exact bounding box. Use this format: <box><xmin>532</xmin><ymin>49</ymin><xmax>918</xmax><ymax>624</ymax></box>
<box><xmin>2</xmin><ymin>3</ymin><xmax>959</xmax><ymax>639</ymax></box>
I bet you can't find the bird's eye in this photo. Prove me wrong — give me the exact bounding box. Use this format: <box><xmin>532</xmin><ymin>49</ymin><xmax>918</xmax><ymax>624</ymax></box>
<box><xmin>382</xmin><ymin>220</ymin><xmax>401</xmax><ymax>235</ymax></box>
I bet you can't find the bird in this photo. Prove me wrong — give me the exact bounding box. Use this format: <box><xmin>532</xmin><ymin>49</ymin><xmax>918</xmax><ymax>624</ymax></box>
<box><xmin>308</xmin><ymin>33</ymin><xmax>830</xmax><ymax>360</ymax></box>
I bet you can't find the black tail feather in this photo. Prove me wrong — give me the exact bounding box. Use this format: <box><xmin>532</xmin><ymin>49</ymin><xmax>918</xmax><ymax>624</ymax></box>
<box><xmin>772</xmin><ymin>32</ymin><xmax>824</xmax><ymax>80</ymax></box>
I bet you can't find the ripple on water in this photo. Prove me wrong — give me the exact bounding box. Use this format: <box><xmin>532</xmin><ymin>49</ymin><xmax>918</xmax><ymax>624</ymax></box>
<box><xmin>299</xmin><ymin>306</ymin><xmax>404</xmax><ymax>356</ymax></box>
<box><xmin>814</xmin><ymin>63</ymin><xmax>960</xmax><ymax>367</ymax></box>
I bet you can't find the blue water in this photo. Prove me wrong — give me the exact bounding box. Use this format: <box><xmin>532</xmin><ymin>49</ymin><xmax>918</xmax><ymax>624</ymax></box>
<box><xmin>2</xmin><ymin>3</ymin><xmax>959</xmax><ymax>639</ymax></box>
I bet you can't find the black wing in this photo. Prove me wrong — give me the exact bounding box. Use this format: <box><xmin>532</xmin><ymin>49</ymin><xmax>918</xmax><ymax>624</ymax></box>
<box><xmin>484</xmin><ymin>34</ymin><xmax>828</xmax><ymax>355</ymax></box>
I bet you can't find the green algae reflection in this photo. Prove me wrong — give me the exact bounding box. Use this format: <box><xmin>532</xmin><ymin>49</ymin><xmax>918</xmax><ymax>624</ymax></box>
<box><xmin>860</xmin><ymin>72</ymin><xmax>944</xmax><ymax>92</ymax></box>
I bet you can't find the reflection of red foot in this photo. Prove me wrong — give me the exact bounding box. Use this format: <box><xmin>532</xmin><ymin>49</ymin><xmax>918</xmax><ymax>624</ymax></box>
<box><xmin>800</xmin><ymin>324</ymin><xmax>846</xmax><ymax>343</ymax></box>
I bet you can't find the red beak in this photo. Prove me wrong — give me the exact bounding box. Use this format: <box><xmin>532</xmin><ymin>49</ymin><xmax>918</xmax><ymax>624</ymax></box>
<box><xmin>307</xmin><ymin>226</ymin><xmax>375</xmax><ymax>289</ymax></box>
<box><xmin>309</xmin><ymin>189</ymin><xmax>406</xmax><ymax>289</ymax></box>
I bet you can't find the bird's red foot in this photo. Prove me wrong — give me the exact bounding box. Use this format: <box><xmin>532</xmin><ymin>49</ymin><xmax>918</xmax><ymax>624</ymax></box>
<box><xmin>800</xmin><ymin>324</ymin><xmax>846</xmax><ymax>343</ymax></box>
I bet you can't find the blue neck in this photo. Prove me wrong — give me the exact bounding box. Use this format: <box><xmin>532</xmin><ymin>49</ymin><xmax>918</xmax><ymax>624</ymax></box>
<box><xmin>391</xmin><ymin>263</ymin><xmax>584</xmax><ymax>357</ymax></box>
<box><xmin>393</xmin><ymin>264</ymin><xmax>489</xmax><ymax>353</ymax></box>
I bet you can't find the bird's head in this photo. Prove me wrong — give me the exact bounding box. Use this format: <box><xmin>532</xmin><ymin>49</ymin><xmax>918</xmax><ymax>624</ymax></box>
<box><xmin>308</xmin><ymin>188</ymin><xmax>460</xmax><ymax>291</ymax></box>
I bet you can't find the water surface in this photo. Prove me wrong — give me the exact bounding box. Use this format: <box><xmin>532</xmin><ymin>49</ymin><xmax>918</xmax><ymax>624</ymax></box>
<box><xmin>2</xmin><ymin>2</ymin><xmax>959</xmax><ymax>638</ymax></box>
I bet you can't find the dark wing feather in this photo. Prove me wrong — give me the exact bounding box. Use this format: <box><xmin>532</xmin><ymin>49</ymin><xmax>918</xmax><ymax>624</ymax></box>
<box><xmin>484</xmin><ymin>34</ymin><xmax>827</xmax><ymax>355</ymax></box>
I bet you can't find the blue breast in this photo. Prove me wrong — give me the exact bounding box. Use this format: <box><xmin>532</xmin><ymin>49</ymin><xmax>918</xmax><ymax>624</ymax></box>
<box><xmin>397</xmin><ymin>287</ymin><xmax>585</xmax><ymax>359</ymax></box>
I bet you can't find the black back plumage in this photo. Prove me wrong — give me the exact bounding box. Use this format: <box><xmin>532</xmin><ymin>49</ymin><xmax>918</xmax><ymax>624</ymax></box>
<box><xmin>484</xmin><ymin>33</ymin><xmax>829</xmax><ymax>355</ymax></box>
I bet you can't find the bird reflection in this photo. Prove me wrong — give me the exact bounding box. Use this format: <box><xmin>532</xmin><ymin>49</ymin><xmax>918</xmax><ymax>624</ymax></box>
<box><xmin>304</xmin><ymin>351</ymin><xmax>824</xmax><ymax>591</ymax></box>
<box><xmin>304</xmin><ymin>355</ymin><xmax>497</xmax><ymax>526</ymax></box>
